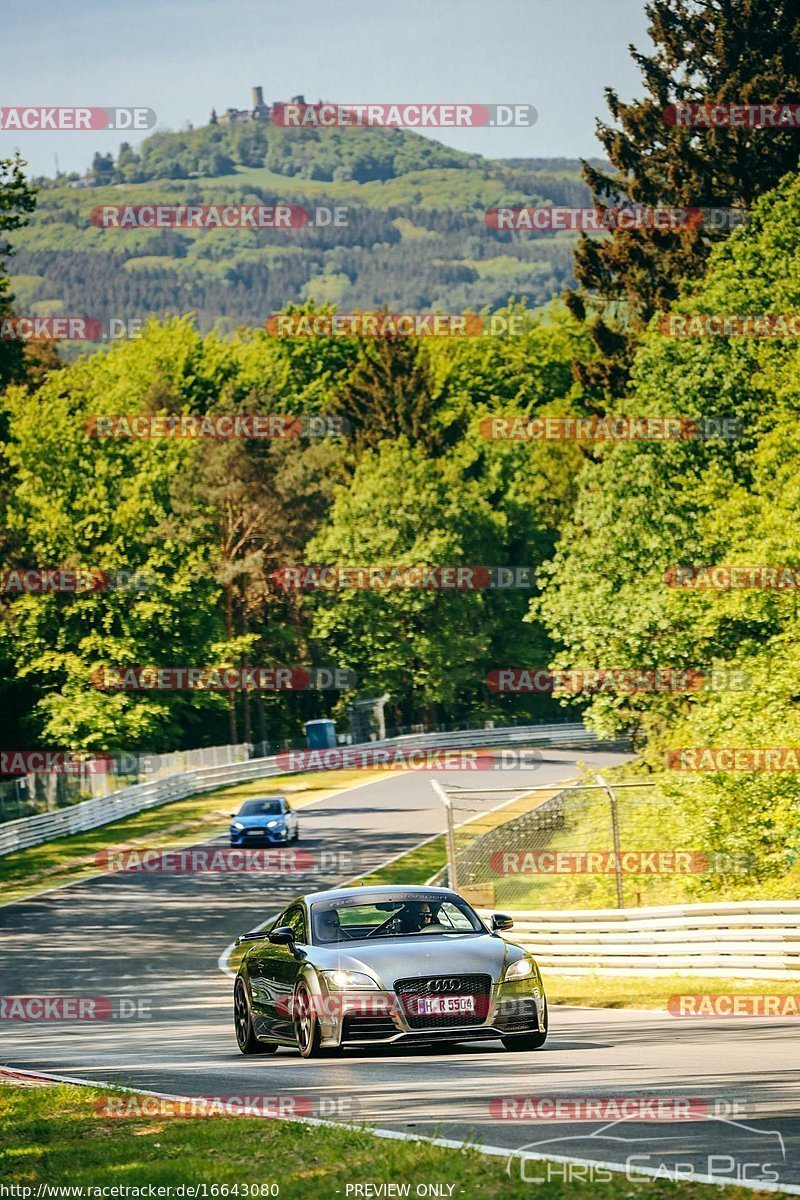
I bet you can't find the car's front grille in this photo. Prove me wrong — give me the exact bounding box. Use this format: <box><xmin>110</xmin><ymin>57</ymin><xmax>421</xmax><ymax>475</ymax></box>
<box><xmin>394</xmin><ymin>974</ymin><xmax>492</xmax><ymax>1029</ymax></box>
<box><xmin>494</xmin><ymin>998</ymin><xmax>540</xmax><ymax>1033</ymax></box>
<box><xmin>342</xmin><ymin>1015</ymin><xmax>397</xmax><ymax>1042</ymax></box>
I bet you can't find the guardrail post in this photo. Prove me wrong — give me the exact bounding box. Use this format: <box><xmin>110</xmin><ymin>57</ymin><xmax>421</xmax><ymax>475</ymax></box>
<box><xmin>432</xmin><ymin>780</ymin><xmax>458</xmax><ymax>892</ymax></box>
<box><xmin>597</xmin><ymin>773</ymin><xmax>624</xmax><ymax>909</ymax></box>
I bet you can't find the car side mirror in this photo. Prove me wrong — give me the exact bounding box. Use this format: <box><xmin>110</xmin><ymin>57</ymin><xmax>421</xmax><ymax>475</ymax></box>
<box><xmin>491</xmin><ymin>913</ymin><xmax>514</xmax><ymax>932</ymax></box>
<box><xmin>268</xmin><ymin>925</ymin><xmax>295</xmax><ymax>945</ymax></box>
<box><xmin>230</xmin><ymin>813</ymin><xmax>237</xmax><ymax>818</ymax></box>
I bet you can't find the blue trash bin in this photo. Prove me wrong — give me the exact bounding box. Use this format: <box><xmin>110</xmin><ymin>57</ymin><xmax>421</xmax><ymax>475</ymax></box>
<box><xmin>305</xmin><ymin>719</ymin><xmax>337</xmax><ymax>749</ymax></box>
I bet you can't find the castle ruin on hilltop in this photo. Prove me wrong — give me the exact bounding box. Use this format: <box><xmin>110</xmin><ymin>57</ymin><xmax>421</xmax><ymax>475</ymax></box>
<box><xmin>217</xmin><ymin>86</ymin><xmax>307</xmax><ymax>125</ymax></box>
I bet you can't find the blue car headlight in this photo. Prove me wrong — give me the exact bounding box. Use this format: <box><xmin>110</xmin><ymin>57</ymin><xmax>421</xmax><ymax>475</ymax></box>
<box><xmin>231</xmin><ymin>822</ymin><xmax>245</xmax><ymax>831</ymax></box>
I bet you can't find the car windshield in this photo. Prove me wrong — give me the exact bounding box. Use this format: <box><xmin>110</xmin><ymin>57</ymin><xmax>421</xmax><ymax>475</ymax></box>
<box><xmin>238</xmin><ymin>799</ymin><xmax>284</xmax><ymax>816</ymax></box>
<box><xmin>311</xmin><ymin>893</ymin><xmax>483</xmax><ymax>943</ymax></box>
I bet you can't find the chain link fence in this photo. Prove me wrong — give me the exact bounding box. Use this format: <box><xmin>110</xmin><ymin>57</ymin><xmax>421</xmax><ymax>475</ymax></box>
<box><xmin>431</xmin><ymin>775</ymin><xmax>730</xmax><ymax>910</ymax></box>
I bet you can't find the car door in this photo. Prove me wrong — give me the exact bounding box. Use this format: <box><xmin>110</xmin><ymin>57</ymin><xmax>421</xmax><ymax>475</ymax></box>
<box><xmin>252</xmin><ymin>905</ymin><xmax>308</xmax><ymax>1039</ymax></box>
<box><xmin>244</xmin><ymin>913</ymin><xmax>282</xmax><ymax>1036</ymax></box>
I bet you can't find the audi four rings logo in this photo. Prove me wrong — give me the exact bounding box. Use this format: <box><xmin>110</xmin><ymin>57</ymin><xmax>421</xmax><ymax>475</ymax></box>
<box><xmin>426</xmin><ymin>978</ymin><xmax>462</xmax><ymax>992</ymax></box>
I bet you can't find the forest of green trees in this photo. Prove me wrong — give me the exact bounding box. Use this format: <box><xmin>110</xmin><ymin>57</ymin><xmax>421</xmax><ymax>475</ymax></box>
<box><xmin>2</xmin><ymin>0</ymin><xmax>800</xmax><ymax>885</ymax></box>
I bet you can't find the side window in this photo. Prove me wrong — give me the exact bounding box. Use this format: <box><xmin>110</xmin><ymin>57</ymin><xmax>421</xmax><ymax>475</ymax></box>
<box><xmin>437</xmin><ymin>902</ymin><xmax>475</xmax><ymax>931</ymax></box>
<box><xmin>284</xmin><ymin>906</ymin><xmax>307</xmax><ymax>944</ymax></box>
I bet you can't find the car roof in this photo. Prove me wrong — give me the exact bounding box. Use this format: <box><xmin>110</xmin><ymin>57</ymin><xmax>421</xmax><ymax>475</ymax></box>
<box><xmin>297</xmin><ymin>884</ymin><xmax>461</xmax><ymax>907</ymax></box>
<box><xmin>239</xmin><ymin>795</ymin><xmax>286</xmax><ymax>802</ymax></box>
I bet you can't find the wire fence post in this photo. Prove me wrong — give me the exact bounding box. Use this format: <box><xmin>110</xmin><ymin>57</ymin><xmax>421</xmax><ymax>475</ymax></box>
<box><xmin>432</xmin><ymin>780</ymin><xmax>459</xmax><ymax>892</ymax></box>
<box><xmin>597</xmin><ymin>773</ymin><xmax>624</xmax><ymax>909</ymax></box>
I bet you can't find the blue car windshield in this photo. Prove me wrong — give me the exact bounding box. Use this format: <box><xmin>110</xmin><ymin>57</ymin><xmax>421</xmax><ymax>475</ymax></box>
<box><xmin>238</xmin><ymin>799</ymin><xmax>284</xmax><ymax>816</ymax></box>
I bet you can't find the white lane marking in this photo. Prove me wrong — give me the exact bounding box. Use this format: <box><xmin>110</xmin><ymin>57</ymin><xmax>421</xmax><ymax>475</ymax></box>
<box><xmin>0</xmin><ymin>769</ymin><xmax>415</xmax><ymax>912</ymax></box>
<box><xmin>1</xmin><ymin>1065</ymin><xmax>797</xmax><ymax>1196</ymax></box>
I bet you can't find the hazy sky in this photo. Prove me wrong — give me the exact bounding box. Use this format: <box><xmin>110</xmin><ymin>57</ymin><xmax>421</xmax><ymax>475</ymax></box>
<box><xmin>5</xmin><ymin>0</ymin><xmax>652</xmax><ymax>177</ymax></box>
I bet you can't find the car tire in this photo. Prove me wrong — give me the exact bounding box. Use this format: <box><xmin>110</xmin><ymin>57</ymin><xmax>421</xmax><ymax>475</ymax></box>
<box><xmin>234</xmin><ymin>978</ymin><xmax>277</xmax><ymax>1055</ymax></box>
<box><xmin>293</xmin><ymin>982</ymin><xmax>324</xmax><ymax>1058</ymax></box>
<box><xmin>291</xmin><ymin>826</ymin><xmax>299</xmax><ymax>842</ymax></box>
<box><xmin>501</xmin><ymin>1000</ymin><xmax>548</xmax><ymax>1051</ymax></box>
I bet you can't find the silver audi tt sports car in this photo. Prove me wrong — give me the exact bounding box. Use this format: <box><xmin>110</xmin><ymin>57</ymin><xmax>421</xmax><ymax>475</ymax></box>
<box><xmin>233</xmin><ymin>884</ymin><xmax>547</xmax><ymax>1057</ymax></box>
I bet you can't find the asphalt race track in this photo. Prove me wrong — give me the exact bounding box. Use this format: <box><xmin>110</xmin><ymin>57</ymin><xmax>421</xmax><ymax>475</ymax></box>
<box><xmin>2</xmin><ymin>749</ymin><xmax>800</xmax><ymax>1191</ymax></box>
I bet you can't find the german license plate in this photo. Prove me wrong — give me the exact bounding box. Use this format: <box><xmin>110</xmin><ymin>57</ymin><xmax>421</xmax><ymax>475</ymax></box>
<box><xmin>417</xmin><ymin>995</ymin><xmax>475</xmax><ymax>1015</ymax></box>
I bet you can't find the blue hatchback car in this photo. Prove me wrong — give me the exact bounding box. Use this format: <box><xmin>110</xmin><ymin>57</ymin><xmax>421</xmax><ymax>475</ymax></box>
<box><xmin>229</xmin><ymin>796</ymin><xmax>299</xmax><ymax>847</ymax></box>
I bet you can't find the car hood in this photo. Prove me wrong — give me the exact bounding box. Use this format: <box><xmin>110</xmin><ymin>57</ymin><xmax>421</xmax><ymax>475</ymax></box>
<box><xmin>310</xmin><ymin>932</ymin><xmax>520</xmax><ymax>986</ymax></box>
<box><xmin>233</xmin><ymin>814</ymin><xmax>284</xmax><ymax>825</ymax></box>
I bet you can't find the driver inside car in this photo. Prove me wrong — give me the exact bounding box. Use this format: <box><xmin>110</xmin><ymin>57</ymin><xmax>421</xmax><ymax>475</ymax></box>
<box><xmin>399</xmin><ymin>902</ymin><xmax>438</xmax><ymax>933</ymax></box>
<box><xmin>315</xmin><ymin>908</ymin><xmax>346</xmax><ymax>942</ymax></box>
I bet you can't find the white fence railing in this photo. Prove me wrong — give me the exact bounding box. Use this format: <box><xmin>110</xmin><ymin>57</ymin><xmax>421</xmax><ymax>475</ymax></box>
<box><xmin>0</xmin><ymin>722</ymin><xmax>603</xmax><ymax>858</ymax></box>
<box><xmin>484</xmin><ymin>902</ymin><xmax>800</xmax><ymax>978</ymax></box>
<box><xmin>3</xmin><ymin>743</ymin><xmax>254</xmax><ymax>816</ymax></box>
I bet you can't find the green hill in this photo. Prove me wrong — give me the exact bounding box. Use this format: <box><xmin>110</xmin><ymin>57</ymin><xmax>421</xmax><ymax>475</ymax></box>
<box><xmin>13</xmin><ymin>121</ymin><xmax>596</xmax><ymax>338</ymax></box>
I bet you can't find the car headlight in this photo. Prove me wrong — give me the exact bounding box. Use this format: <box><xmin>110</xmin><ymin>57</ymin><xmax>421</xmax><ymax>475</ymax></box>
<box><xmin>231</xmin><ymin>822</ymin><xmax>245</xmax><ymax>830</ymax></box>
<box><xmin>503</xmin><ymin>958</ymin><xmax>537</xmax><ymax>983</ymax></box>
<box><xmin>266</xmin><ymin>819</ymin><xmax>282</xmax><ymax>828</ymax></box>
<box><xmin>320</xmin><ymin>969</ymin><xmax>379</xmax><ymax>990</ymax></box>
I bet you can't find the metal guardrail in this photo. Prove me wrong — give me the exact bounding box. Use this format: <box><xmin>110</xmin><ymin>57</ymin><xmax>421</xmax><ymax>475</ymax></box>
<box><xmin>0</xmin><ymin>722</ymin><xmax>597</xmax><ymax>858</ymax></box>
<box><xmin>0</xmin><ymin>742</ymin><xmax>254</xmax><ymax>821</ymax></box>
<box><xmin>483</xmin><ymin>901</ymin><xmax>800</xmax><ymax>978</ymax></box>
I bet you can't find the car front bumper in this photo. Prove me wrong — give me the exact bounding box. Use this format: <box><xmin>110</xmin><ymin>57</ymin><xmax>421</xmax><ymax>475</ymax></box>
<box><xmin>315</xmin><ymin>982</ymin><xmax>545</xmax><ymax>1048</ymax></box>
<box><xmin>230</xmin><ymin>828</ymin><xmax>290</xmax><ymax>845</ymax></box>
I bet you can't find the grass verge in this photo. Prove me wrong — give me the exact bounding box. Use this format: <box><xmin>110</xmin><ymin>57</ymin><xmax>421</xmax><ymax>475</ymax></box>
<box><xmin>347</xmin><ymin>834</ymin><xmax>447</xmax><ymax>888</ymax></box>
<box><xmin>544</xmin><ymin>972</ymin><xmax>800</xmax><ymax>1009</ymax></box>
<box><xmin>0</xmin><ymin>1082</ymin><xmax>761</xmax><ymax>1199</ymax></box>
<box><xmin>0</xmin><ymin>767</ymin><xmax>401</xmax><ymax>905</ymax></box>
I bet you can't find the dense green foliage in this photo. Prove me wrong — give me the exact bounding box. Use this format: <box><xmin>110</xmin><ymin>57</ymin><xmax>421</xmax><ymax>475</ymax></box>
<box><xmin>567</xmin><ymin>0</ymin><xmax>800</xmax><ymax>398</ymax></box>
<box><xmin>0</xmin><ymin>154</ymin><xmax>38</xmax><ymax>388</ymax></box>
<box><xmin>536</xmin><ymin>171</ymin><xmax>800</xmax><ymax>885</ymax></box>
<box><xmin>3</xmin><ymin>45</ymin><xmax>800</xmax><ymax>896</ymax></box>
<box><xmin>0</xmin><ymin>304</ymin><xmax>594</xmax><ymax>751</ymax></box>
